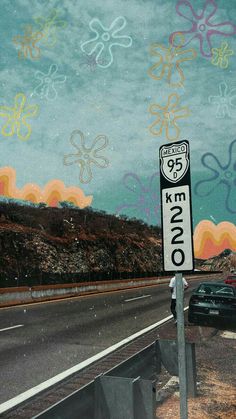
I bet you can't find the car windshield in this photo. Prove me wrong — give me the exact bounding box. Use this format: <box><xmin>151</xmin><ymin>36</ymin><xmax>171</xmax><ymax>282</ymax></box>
<box><xmin>197</xmin><ymin>284</ymin><xmax>234</xmax><ymax>296</ymax></box>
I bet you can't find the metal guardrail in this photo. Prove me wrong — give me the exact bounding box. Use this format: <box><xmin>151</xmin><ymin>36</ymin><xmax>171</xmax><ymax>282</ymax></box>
<box><xmin>33</xmin><ymin>340</ymin><xmax>196</xmax><ymax>419</ymax></box>
<box><xmin>106</xmin><ymin>342</ymin><xmax>160</xmax><ymax>380</ymax></box>
<box><xmin>32</xmin><ymin>344</ymin><xmax>158</xmax><ymax>419</ymax></box>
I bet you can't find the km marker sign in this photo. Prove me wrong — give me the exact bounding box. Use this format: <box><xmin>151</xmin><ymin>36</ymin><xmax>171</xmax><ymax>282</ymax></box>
<box><xmin>159</xmin><ymin>140</ymin><xmax>194</xmax><ymax>272</ymax></box>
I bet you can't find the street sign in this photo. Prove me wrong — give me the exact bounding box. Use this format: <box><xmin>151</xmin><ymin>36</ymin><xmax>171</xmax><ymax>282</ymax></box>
<box><xmin>159</xmin><ymin>140</ymin><xmax>194</xmax><ymax>272</ymax></box>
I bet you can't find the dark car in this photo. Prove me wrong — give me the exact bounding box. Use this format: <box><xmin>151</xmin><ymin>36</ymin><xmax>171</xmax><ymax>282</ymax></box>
<box><xmin>188</xmin><ymin>282</ymin><xmax>236</xmax><ymax>326</ymax></box>
<box><xmin>224</xmin><ymin>274</ymin><xmax>236</xmax><ymax>287</ymax></box>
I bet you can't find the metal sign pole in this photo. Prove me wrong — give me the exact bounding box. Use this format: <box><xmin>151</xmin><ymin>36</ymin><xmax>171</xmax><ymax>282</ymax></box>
<box><xmin>159</xmin><ymin>140</ymin><xmax>194</xmax><ymax>419</ymax></box>
<box><xmin>176</xmin><ymin>272</ymin><xmax>188</xmax><ymax>419</ymax></box>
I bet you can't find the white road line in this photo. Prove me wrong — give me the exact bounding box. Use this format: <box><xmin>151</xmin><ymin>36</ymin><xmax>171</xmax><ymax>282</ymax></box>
<box><xmin>0</xmin><ymin>307</ymin><xmax>189</xmax><ymax>414</ymax></box>
<box><xmin>124</xmin><ymin>294</ymin><xmax>151</xmax><ymax>302</ymax></box>
<box><xmin>0</xmin><ymin>324</ymin><xmax>24</xmax><ymax>332</ymax></box>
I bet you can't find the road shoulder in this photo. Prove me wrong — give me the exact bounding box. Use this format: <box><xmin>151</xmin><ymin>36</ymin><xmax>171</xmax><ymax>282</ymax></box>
<box><xmin>156</xmin><ymin>322</ymin><xmax>236</xmax><ymax>418</ymax></box>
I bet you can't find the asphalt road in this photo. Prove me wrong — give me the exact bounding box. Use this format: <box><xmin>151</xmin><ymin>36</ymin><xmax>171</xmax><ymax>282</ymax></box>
<box><xmin>0</xmin><ymin>277</ymin><xmax>216</xmax><ymax>404</ymax></box>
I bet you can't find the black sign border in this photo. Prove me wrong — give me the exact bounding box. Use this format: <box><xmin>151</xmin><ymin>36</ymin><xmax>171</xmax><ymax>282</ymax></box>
<box><xmin>159</xmin><ymin>139</ymin><xmax>195</xmax><ymax>273</ymax></box>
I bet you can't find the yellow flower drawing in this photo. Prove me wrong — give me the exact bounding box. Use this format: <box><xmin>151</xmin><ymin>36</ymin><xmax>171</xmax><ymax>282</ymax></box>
<box><xmin>0</xmin><ymin>93</ymin><xmax>39</xmax><ymax>141</ymax></box>
<box><xmin>147</xmin><ymin>34</ymin><xmax>197</xmax><ymax>88</ymax></box>
<box><xmin>211</xmin><ymin>41</ymin><xmax>234</xmax><ymax>69</ymax></box>
<box><xmin>34</xmin><ymin>9</ymin><xmax>67</xmax><ymax>47</ymax></box>
<box><xmin>149</xmin><ymin>93</ymin><xmax>190</xmax><ymax>141</ymax></box>
<box><xmin>13</xmin><ymin>25</ymin><xmax>44</xmax><ymax>60</ymax></box>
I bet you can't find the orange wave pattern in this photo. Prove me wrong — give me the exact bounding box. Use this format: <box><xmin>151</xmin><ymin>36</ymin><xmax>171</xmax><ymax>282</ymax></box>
<box><xmin>194</xmin><ymin>220</ymin><xmax>236</xmax><ymax>259</ymax></box>
<box><xmin>0</xmin><ymin>166</ymin><xmax>93</xmax><ymax>208</ymax></box>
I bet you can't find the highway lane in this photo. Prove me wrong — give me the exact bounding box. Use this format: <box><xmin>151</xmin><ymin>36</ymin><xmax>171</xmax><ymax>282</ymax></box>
<box><xmin>0</xmin><ymin>276</ymin><xmax>217</xmax><ymax>403</ymax></box>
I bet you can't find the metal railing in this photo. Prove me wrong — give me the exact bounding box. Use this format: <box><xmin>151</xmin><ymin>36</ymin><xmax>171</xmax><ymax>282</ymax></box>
<box><xmin>33</xmin><ymin>339</ymin><xmax>196</xmax><ymax>419</ymax></box>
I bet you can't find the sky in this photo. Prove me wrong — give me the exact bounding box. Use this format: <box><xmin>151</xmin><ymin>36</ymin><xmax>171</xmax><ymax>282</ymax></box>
<box><xmin>0</xmin><ymin>0</ymin><xmax>236</xmax><ymax>229</ymax></box>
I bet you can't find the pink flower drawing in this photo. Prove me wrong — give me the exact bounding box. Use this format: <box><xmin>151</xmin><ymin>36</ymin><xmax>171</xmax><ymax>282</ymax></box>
<box><xmin>169</xmin><ymin>0</ymin><xmax>236</xmax><ymax>58</ymax></box>
<box><xmin>116</xmin><ymin>172</ymin><xmax>160</xmax><ymax>224</ymax></box>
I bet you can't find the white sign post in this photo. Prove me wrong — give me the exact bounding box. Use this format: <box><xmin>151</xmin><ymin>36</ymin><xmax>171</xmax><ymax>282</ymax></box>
<box><xmin>159</xmin><ymin>140</ymin><xmax>194</xmax><ymax>419</ymax></box>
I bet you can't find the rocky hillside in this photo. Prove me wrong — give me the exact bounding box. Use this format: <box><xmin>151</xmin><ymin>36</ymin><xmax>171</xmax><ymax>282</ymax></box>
<box><xmin>195</xmin><ymin>249</ymin><xmax>236</xmax><ymax>274</ymax></box>
<box><xmin>0</xmin><ymin>202</ymin><xmax>163</xmax><ymax>287</ymax></box>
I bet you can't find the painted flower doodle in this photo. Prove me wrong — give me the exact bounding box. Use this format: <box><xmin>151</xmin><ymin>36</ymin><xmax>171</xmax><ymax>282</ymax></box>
<box><xmin>148</xmin><ymin>33</ymin><xmax>197</xmax><ymax>87</ymax></box>
<box><xmin>81</xmin><ymin>16</ymin><xmax>132</xmax><ymax>68</ymax></box>
<box><xmin>208</xmin><ymin>82</ymin><xmax>236</xmax><ymax>118</ymax></box>
<box><xmin>211</xmin><ymin>41</ymin><xmax>234</xmax><ymax>69</ymax></box>
<box><xmin>116</xmin><ymin>172</ymin><xmax>160</xmax><ymax>223</ymax></box>
<box><xmin>169</xmin><ymin>0</ymin><xmax>236</xmax><ymax>58</ymax></box>
<box><xmin>0</xmin><ymin>93</ymin><xmax>39</xmax><ymax>141</ymax></box>
<box><xmin>12</xmin><ymin>25</ymin><xmax>43</xmax><ymax>60</ymax></box>
<box><xmin>149</xmin><ymin>93</ymin><xmax>190</xmax><ymax>141</ymax></box>
<box><xmin>33</xmin><ymin>64</ymin><xmax>66</xmax><ymax>101</ymax></box>
<box><xmin>63</xmin><ymin>130</ymin><xmax>109</xmax><ymax>184</ymax></box>
<box><xmin>194</xmin><ymin>140</ymin><xmax>236</xmax><ymax>213</ymax></box>
<box><xmin>34</xmin><ymin>9</ymin><xmax>67</xmax><ymax>47</ymax></box>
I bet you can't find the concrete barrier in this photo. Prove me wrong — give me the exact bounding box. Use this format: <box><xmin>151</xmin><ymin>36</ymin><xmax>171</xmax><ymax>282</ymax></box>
<box><xmin>0</xmin><ymin>273</ymin><xmax>222</xmax><ymax>307</ymax></box>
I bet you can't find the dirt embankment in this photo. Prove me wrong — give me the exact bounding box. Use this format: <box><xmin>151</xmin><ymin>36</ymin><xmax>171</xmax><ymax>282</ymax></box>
<box><xmin>0</xmin><ymin>202</ymin><xmax>162</xmax><ymax>286</ymax></box>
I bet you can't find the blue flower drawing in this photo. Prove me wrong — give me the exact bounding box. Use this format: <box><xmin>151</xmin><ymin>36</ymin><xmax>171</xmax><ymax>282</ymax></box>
<box><xmin>116</xmin><ymin>172</ymin><xmax>160</xmax><ymax>223</ymax></box>
<box><xmin>81</xmin><ymin>16</ymin><xmax>132</xmax><ymax>68</ymax></box>
<box><xmin>208</xmin><ymin>81</ymin><xmax>236</xmax><ymax>118</ymax></box>
<box><xmin>194</xmin><ymin>139</ymin><xmax>236</xmax><ymax>213</ymax></box>
<box><xmin>33</xmin><ymin>64</ymin><xmax>66</xmax><ymax>101</ymax></box>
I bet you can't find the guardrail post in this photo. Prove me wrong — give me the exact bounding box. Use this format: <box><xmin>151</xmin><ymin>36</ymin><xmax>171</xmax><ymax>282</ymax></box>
<box><xmin>133</xmin><ymin>378</ymin><xmax>156</xmax><ymax>419</ymax></box>
<box><xmin>185</xmin><ymin>342</ymin><xmax>197</xmax><ymax>397</ymax></box>
<box><xmin>158</xmin><ymin>339</ymin><xmax>197</xmax><ymax>398</ymax></box>
<box><xmin>155</xmin><ymin>340</ymin><xmax>162</xmax><ymax>377</ymax></box>
<box><xmin>95</xmin><ymin>375</ymin><xmax>135</xmax><ymax>419</ymax></box>
<box><xmin>94</xmin><ymin>375</ymin><xmax>155</xmax><ymax>419</ymax></box>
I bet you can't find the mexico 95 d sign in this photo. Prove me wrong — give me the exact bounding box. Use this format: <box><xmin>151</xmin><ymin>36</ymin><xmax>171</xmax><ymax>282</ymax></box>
<box><xmin>159</xmin><ymin>140</ymin><xmax>194</xmax><ymax>272</ymax></box>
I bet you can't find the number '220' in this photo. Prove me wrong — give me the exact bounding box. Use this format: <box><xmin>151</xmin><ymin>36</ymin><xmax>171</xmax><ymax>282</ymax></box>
<box><xmin>170</xmin><ymin>205</ymin><xmax>185</xmax><ymax>266</ymax></box>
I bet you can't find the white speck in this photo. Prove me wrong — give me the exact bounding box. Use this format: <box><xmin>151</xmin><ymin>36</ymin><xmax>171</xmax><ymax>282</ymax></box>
<box><xmin>24</xmin><ymin>309</ymin><xmax>27</xmax><ymax>313</ymax></box>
